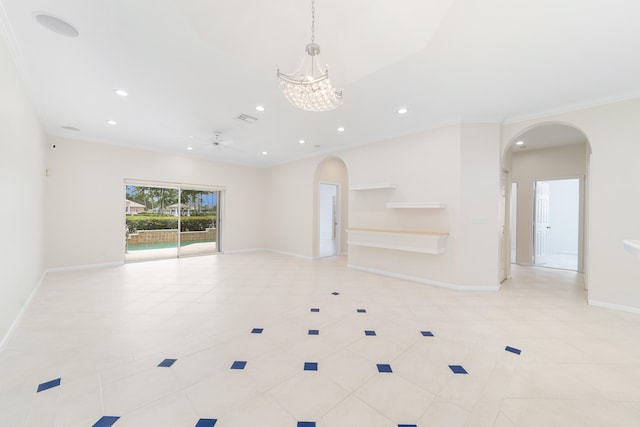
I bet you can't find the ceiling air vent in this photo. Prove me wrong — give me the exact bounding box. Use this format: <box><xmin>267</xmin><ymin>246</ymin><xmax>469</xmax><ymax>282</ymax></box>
<box><xmin>235</xmin><ymin>113</ymin><xmax>258</xmax><ymax>124</ymax></box>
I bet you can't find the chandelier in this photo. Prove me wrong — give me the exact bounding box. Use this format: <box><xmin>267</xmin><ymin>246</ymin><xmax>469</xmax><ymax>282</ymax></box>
<box><xmin>277</xmin><ymin>0</ymin><xmax>342</xmax><ymax>112</ymax></box>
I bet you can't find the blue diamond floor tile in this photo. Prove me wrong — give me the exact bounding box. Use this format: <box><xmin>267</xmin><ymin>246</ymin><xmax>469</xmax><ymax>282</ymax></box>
<box><xmin>331</xmin><ymin>292</ymin><xmax>340</xmax><ymax>295</ymax></box>
<box><xmin>298</xmin><ymin>422</ymin><xmax>316</xmax><ymax>427</ymax></box>
<box><xmin>421</xmin><ymin>331</ymin><xmax>434</xmax><ymax>337</ymax></box>
<box><xmin>304</xmin><ymin>362</ymin><xmax>318</xmax><ymax>371</ymax></box>
<box><xmin>308</xmin><ymin>329</ymin><xmax>319</xmax><ymax>335</ymax></box>
<box><xmin>365</xmin><ymin>330</ymin><xmax>376</xmax><ymax>336</ymax></box>
<box><xmin>230</xmin><ymin>361</ymin><xmax>247</xmax><ymax>370</ymax></box>
<box><xmin>449</xmin><ymin>365</ymin><xmax>468</xmax><ymax>374</ymax></box>
<box><xmin>310</xmin><ymin>308</ymin><xmax>320</xmax><ymax>312</ymax></box>
<box><xmin>357</xmin><ymin>308</ymin><xmax>367</xmax><ymax>313</ymax></box>
<box><xmin>377</xmin><ymin>364</ymin><xmax>393</xmax><ymax>373</ymax></box>
<box><xmin>37</xmin><ymin>378</ymin><xmax>61</xmax><ymax>393</ymax></box>
<box><xmin>195</xmin><ymin>419</ymin><xmax>217</xmax><ymax>427</ymax></box>
<box><xmin>92</xmin><ymin>416</ymin><xmax>120</xmax><ymax>427</ymax></box>
<box><xmin>505</xmin><ymin>345</ymin><xmax>522</xmax><ymax>355</ymax></box>
<box><xmin>251</xmin><ymin>328</ymin><xmax>264</xmax><ymax>334</ymax></box>
<box><xmin>398</xmin><ymin>424</ymin><xmax>418</xmax><ymax>427</ymax></box>
<box><xmin>158</xmin><ymin>358</ymin><xmax>177</xmax><ymax>367</ymax></box>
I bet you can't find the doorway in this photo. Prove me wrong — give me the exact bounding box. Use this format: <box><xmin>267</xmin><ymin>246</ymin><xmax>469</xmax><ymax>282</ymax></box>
<box><xmin>533</xmin><ymin>178</ymin><xmax>580</xmax><ymax>270</ymax></box>
<box><xmin>319</xmin><ymin>183</ymin><xmax>339</xmax><ymax>257</ymax></box>
<box><xmin>510</xmin><ymin>182</ymin><xmax>518</xmax><ymax>263</ymax></box>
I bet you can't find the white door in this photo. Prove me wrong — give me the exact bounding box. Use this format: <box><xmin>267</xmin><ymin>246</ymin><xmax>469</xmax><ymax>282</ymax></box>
<box><xmin>319</xmin><ymin>183</ymin><xmax>339</xmax><ymax>257</ymax></box>
<box><xmin>534</xmin><ymin>178</ymin><xmax>580</xmax><ymax>270</ymax></box>
<box><xmin>534</xmin><ymin>181</ymin><xmax>550</xmax><ymax>265</ymax></box>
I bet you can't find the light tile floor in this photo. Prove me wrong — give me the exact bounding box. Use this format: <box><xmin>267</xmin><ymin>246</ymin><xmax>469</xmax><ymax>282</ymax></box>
<box><xmin>2</xmin><ymin>252</ymin><xmax>640</xmax><ymax>426</ymax></box>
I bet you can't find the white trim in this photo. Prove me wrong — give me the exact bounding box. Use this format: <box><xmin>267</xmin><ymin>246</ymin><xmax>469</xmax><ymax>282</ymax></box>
<box><xmin>226</xmin><ymin>248</ymin><xmax>314</xmax><ymax>260</ymax></box>
<box><xmin>503</xmin><ymin>92</ymin><xmax>640</xmax><ymax>124</ymax></box>
<box><xmin>46</xmin><ymin>261</ymin><xmax>123</xmax><ymax>273</ymax></box>
<box><xmin>347</xmin><ymin>264</ymin><xmax>501</xmax><ymax>291</ymax></box>
<box><xmin>124</xmin><ymin>178</ymin><xmax>226</xmax><ymax>192</ymax></box>
<box><xmin>266</xmin><ymin>249</ymin><xmax>314</xmax><ymax>260</ymax></box>
<box><xmin>222</xmin><ymin>248</ymin><xmax>268</xmax><ymax>254</ymax></box>
<box><xmin>0</xmin><ymin>271</ymin><xmax>47</xmax><ymax>352</ymax></box>
<box><xmin>588</xmin><ymin>299</ymin><xmax>640</xmax><ymax>315</ymax></box>
<box><xmin>385</xmin><ymin>202</ymin><xmax>446</xmax><ymax>209</ymax></box>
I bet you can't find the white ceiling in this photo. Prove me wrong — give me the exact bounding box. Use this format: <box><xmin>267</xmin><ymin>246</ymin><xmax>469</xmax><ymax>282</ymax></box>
<box><xmin>1</xmin><ymin>0</ymin><xmax>640</xmax><ymax>167</ymax></box>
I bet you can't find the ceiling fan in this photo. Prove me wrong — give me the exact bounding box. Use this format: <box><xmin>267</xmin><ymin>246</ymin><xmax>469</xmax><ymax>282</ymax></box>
<box><xmin>209</xmin><ymin>131</ymin><xmax>235</xmax><ymax>150</ymax></box>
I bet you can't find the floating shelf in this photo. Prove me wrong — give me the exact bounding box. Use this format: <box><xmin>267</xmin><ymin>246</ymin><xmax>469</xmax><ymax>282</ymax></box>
<box><xmin>349</xmin><ymin>183</ymin><xmax>397</xmax><ymax>191</ymax></box>
<box><xmin>347</xmin><ymin>228</ymin><xmax>448</xmax><ymax>254</ymax></box>
<box><xmin>623</xmin><ymin>240</ymin><xmax>640</xmax><ymax>256</ymax></box>
<box><xmin>385</xmin><ymin>202</ymin><xmax>446</xmax><ymax>209</ymax></box>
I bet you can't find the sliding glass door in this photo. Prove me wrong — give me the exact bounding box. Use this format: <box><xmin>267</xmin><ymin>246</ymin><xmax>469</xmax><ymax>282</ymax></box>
<box><xmin>125</xmin><ymin>182</ymin><xmax>221</xmax><ymax>262</ymax></box>
<box><xmin>178</xmin><ymin>189</ymin><xmax>218</xmax><ymax>257</ymax></box>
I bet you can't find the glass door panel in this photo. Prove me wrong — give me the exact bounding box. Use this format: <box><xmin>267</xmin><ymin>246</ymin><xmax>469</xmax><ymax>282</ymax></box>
<box><xmin>125</xmin><ymin>185</ymin><xmax>179</xmax><ymax>262</ymax></box>
<box><xmin>178</xmin><ymin>189</ymin><xmax>218</xmax><ymax>257</ymax></box>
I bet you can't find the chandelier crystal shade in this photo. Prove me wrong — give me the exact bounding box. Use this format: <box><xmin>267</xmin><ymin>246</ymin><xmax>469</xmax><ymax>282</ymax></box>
<box><xmin>277</xmin><ymin>0</ymin><xmax>342</xmax><ymax>112</ymax></box>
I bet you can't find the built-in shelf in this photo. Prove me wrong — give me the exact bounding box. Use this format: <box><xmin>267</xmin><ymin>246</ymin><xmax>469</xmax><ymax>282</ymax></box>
<box><xmin>347</xmin><ymin>228</ymin><xmax>448</xmax><ymax>254</ymax></box>
<box><xmin>385</xmin><ymin>202</ymin><xmax>446</xmax><ymax>209</ymax></box>
<box><xmin>349</xmin><ymin>183</ymin><xmax>397</xmax><ymax>191</ymax></box>
<box><xmin>623</xmin><ymin>240</ymin><xmax>640</xmax><ymax>256</ymax></box>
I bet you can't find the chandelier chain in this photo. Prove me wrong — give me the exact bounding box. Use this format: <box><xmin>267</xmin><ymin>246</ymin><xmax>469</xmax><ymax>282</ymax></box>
<box><xmin>311</xmin><ymin>0</ymin><xmax>315</xmax><ymax>44</ymax></box>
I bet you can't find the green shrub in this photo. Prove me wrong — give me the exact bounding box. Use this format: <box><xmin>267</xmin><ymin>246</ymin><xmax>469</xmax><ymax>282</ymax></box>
<box><xmin>126</xmin><ymin>215</ymin><xmax>215</xmax><ymax>233</ymax></box>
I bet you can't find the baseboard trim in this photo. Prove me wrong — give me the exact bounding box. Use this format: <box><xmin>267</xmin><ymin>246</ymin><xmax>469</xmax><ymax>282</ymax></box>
<box><xmin>266</xmin><ymin>249</ymin><xmax>314</xmax><ymax>260</ymax></box>
<box><xmin>347</xmin><ymin>264</ymin><xmax>501</xmax><ymax>291</ymax></box>
<box><xmin>588</xmin><ymin>299</ymin><xmax>640</xmax><ymax>314</ymax></box>
<box><xmin>46</xmin><ymin>261</ymin><xmax>123</xmax><ymax>273</ymax></box>
<box><xmin>222</xmin><ymin>248</ymin><xmax>268</xmax><ymax>255</ymax></box>
<box><xmin>0</xmin><ymin>270</ymin><xmax>47</xmax><ymax>352</ymax></box>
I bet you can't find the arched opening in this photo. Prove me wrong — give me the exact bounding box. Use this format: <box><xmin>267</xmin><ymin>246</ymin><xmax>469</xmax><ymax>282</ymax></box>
<box><xmin>313</xmin><ymin>157</ymin><xmax>349</xmax><ymax>258</ymax></box>
<box><xmin>501</xmin><ymin>122</ymin><xmax>592</xmax><ymax>289</ymax></box>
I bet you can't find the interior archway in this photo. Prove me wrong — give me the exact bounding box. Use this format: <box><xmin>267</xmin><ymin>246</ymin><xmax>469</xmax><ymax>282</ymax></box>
<box><xmin>312</xmin><ymin>157</ymin><xmax>349</xmax><ymax>258</ymax></box>
<box><xmin>501</xmin><ymin>122</ymin><xmax>592</xmax><ymax>286</ymax></box>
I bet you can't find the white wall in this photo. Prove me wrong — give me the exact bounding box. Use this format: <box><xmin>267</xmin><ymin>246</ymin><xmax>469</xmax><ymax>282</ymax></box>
<box><xmin>510</xmin><ymin>143</ymin><xmax>587</xmax><ymax>266</ymax></box>
<box><xmin>458</xmin><ymin>123</ymin><xmax>501</xmax><ymax>286</ymax></box>
<box><xmin>44</xmin><ymin>136</ymin><xmax>267</xmax><ymax>269</ymax></box>
<box><xmin>263</xmin><ymin>157</ymin><xmax>319</xmax><ymax>258</ymax></box>
<box><xmin>0</xmin><ymin>35</ymin><xmax>47</xmax><ymax>345</ymax></box>
<box><xmin>263</xmin><ymin>124</ymin><xmax>502</xmax><ymax>290</ymax></box>
<box><xmin>343</xmin><ymin>125</ymin><xmax>464</xmax><ymax>287</ymax></box>
<box><xmin>504</xmin><ymin>99</ymin><xmax>640</xmax><ymax>312</ymax></box>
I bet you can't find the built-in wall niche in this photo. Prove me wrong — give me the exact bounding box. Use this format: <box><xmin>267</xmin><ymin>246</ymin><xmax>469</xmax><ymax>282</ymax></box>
<box><xmin>347</xmin><ymin>228</ymin><xmax>448</xmax><ymax>254</ymax></box>
<box><xmin>347</xmin><ymin>183</ymin><xmax>449</xmax><ymax>255</ymax></box>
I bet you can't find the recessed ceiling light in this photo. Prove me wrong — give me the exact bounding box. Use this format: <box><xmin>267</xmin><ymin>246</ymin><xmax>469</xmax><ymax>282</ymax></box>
<box><xmin>298</xmin><ymin>139</ymin><xmax>305</xmax><ymax>144</ymax></box>
<box><xmin>107</xmin><ymin>120</ymin><xmax>117</xmax><ymax>126</ymax></box>
<box><xmin>337</xmin><ymin>126</ymin><xmax>345</xmax><ymax>132</ymax></box>
<box><xmin>397</xmin><ymin>107</ymin><xmax>409</xmax><ymax>115</ymax></box>
<box><xmin>187</xmin><ymin>147</ymin><xmax>193</xmax><ymax>151</ymax></box>
<box><xmin>256</xmin><ymin>105</ymin><xmax>265</xmax><ymax>112</ymax></box>
<box><xmin>516</xmin><ymin>140</ymin><xmax>524</xmax><ymax>146</ymax></box>
<box><xmin>115</xmin><ymin>89</ymin><xmax>128</xmax><ymax>97</ymax></box>
<box><xmin>35</xmin><ymin>13</ymin><xmax>79</xmax><ymax>37</ymax></box>
<box><xmin>262</xmin><ymin>151</ymin><xmax>268</xmax><ymax>155</ymax></box>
